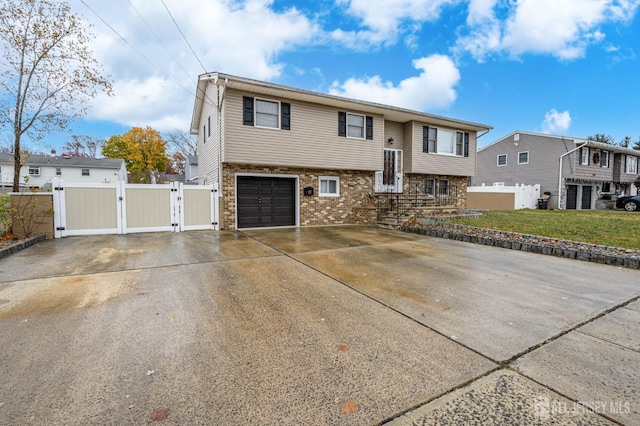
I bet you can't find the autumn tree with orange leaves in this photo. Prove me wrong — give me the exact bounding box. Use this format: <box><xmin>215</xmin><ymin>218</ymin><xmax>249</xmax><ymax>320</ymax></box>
<box><xmin>102</xmin><ymin>126</ymin><xmax>168</xmax><ymax>183</ymax></box>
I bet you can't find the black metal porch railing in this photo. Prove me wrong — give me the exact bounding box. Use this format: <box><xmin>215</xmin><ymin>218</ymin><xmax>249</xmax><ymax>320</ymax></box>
<box><xmin>375</xmin><ymin>185</ymin><xmax>458</xmax><ymax>223</ymax></box>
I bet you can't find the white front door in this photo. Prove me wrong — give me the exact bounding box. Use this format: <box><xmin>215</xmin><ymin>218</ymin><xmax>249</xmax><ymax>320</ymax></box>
<box><xmin>376</xmin><ymin>149</ymin><xmax>403</xmax><ymax>193</ymax></box>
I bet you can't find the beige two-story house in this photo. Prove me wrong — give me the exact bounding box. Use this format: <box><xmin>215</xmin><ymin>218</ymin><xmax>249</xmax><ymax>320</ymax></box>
<box><xmin>191</xmin><ymin>72</ymin><xmax>492</xmax><ymax>229</ymax></box>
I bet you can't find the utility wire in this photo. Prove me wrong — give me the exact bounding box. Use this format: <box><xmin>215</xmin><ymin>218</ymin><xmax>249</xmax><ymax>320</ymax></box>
<box><xmin>159</xmin><ymin>0</ymin><xmax>208</xmax><ymax>74</ymax></box>
<box><xmin>127</xmin><ymin>0</ymin><xmax>196</xmax><ymax>86</ymax></box>
<box><xmin>79</xmin><ymin>0</ymin><xmax>156</xmax><ymax>71</ymax></box>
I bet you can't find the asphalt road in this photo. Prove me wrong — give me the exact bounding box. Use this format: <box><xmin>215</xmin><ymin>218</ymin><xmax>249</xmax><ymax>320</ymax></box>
<box><xmin>0</xmin><ymin>226</ymin><xmax>638</xmax><ymax>425</ymax></box>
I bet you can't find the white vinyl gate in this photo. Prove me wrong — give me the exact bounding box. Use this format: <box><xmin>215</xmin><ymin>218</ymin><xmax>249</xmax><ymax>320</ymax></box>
<box><xmin>52</xmin><ymin>179</ymin><xmax>219</xmax><ymax>238</ymax></box>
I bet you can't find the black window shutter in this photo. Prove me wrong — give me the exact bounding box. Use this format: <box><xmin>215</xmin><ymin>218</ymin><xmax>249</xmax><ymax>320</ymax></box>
<box><xmin>366</xmin><ymin>116</ymin><xmax>373</xmax><ymax>140</ymax></box>
<box><xmin>464</xmin><ymin>132</ymin><xmax>470</xmax><ymax>157</ymax></box>
<box><xmin>338</xmin><ymin>112</ymin><xmax>346</xmax><ymax>137</ymax></box>
<box><xmin>423</xmin><ymin>126</ymin><xmax>429</xmax><ymax>152</ymax></box>
<box><xmin>281</xmin><ymin>102</ymin><xmax>291</xmax><ymax>130</ymax></box>
<box><xmin>243</xmin><ymin>96</ymin><xmax>254</xmax><ymax>126</ymax></box>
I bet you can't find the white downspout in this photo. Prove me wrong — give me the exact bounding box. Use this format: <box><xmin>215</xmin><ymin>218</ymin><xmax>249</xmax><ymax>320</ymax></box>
<box><xmin>558</xmin><ymin>141</ymin><xmax>588</xmax><ymax>210</ymax></box>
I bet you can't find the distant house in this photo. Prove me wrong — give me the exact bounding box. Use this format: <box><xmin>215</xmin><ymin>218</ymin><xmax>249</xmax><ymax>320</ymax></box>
<box><xmin>185</xmin><ymin>155</ymin><xmax>198</xmax><ymax>183</ymax></box>
<box><xmin>0</xmin><ymin>153</ymin><xmax>128</xmax><ymax>190</ymax></box>
<box><xmin>472</xmin><ymin>131</ymin><xmax>640</xmax><ymax>210</ymax></box>
<box><xmin>190</xmin><ymin>72</ymin><xmax>491</xmax><ymax>230</ymax></box>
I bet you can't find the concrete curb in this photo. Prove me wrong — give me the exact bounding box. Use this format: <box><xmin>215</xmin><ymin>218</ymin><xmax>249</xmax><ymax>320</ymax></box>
<box><xmin>0</xmin><ymin>234</ymin><xmax>47</xmax><ymax>259</ymax></box>
<box><xmin>400</xmin><ymin>224</ymin><xmax>640</xmax><ymax>270</ymax></box>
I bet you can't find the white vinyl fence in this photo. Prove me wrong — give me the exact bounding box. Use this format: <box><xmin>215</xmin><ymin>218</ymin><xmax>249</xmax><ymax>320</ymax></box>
<box><xmin>52</xmin><ymin>178</ymin><xmax>218</xmax><ymax>238</ymax></box>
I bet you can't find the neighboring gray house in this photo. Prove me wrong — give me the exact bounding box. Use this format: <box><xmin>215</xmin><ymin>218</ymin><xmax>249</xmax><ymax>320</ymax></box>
<box><xmin>190</xmin><ymin>72</ymin><xmax>492</xmax><ymax>230</ymax></box>
<box><xmin>0</xmin><ymin>153</ymin><xmax>128</xmax><ymax>190</ymax></box>
<box><xmin>472</xmin><ymin>131</ymin><xmax>640</xmax><ymax>210</ymax></box>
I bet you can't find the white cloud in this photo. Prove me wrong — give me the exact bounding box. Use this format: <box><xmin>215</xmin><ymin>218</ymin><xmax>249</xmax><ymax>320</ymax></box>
<box><xmin>456</xmin><ymin>0</ymin><xmax>640</xmax><ymax>61</ymax></box>
<box><xmin>333</xmin><ymin>0</ymin><xmax>460</xmax><ymax>47</ymax></box>
<box><xmin>541</xmin><ymin>109</ymin><xmax>572</xmax><ymax>134</ymax></box>
<box><xmin>70</xmin><ymin>0</ymin><xmax>318</xmax><ymax>130</ymax></box>
<box><xmin>329</xmin><ymin>55</ymin><xmax>460</xmax><ymax>111</ymax></box>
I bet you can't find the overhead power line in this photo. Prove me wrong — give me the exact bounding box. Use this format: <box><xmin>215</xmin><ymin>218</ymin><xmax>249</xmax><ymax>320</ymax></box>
<box><xmin>159</xmin><ymin>0</ymin><xmax>208</xmax><ymax>74</ymax></box>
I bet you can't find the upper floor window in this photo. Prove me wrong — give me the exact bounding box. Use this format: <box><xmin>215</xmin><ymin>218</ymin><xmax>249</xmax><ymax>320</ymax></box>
<box><xmin>626</xmin><ymin>156</ymin><xmax>638</xmax><ymax>174</ymax></box>
<box><xmin>338</xmin><ymin>112</ymin><xmax>373</xmax><ymax>140</ymax></box>
<box><xmin>243</xmin><ymin>96</ymin><xmax>290</xmax><ymax>130</ymax></box>
<box><xmin>518</xmin><ymin>151</ymin><xmax>529</xmax><ymax>164</ymax></box>
<box><xmin>28</xmin><ymin>166</ymin><xmax>40</xmax><ymax>176</ymax></box>
<box><xmin>55</xmin><ymin>168</ymin><xmax>62</xmax><ymax>176</ymax></box>
<box><xmin>580</xmin><ymin>147</ymin><xmax>589</xmax><ymax>165</ymax></box>
<box><xmin>82</xmin><ymin>168</ymin><xmax>90</xmax><ymax>176</ymax></box>
<box><xmin>497</xmin><ymin>154</ymin><xmax>507</xmax><ymax>166</ymax></box>
<box><xmin>422</xmin><ymin>126</ymin><xmax>469</xmax><ymax>157</ymax></box>
<box><xmin>600</xmin><ymin>151</ymin><xmax>609</xmax><ymax>168</ymax></box>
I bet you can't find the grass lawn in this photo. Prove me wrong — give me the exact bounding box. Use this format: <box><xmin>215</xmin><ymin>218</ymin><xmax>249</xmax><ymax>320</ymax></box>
<box><xmin>451</xmin><ymin>210</ymin><xmax>640</xmax><ymax>251</ymax></box>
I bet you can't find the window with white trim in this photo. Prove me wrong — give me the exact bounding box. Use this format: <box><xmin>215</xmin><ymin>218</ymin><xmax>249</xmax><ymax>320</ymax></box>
<box><xmin>347</xmin><ymin>113</ymin><xmax>365</xmax><ymax>139</ymax></box>
<box><xmin>518</xmin><ymin>151</ymin><xmax>529</xmax><ymax>164</ymax></box>
<box><xmin>255</xmin><ymin>99</ymin><xmax>280</xmax><ymax>128</ymax></box>
<box><xmin>422</xmin><ymin>126</ymin><xmax>469</xmax><ymax>157</ymax></box>
<box><xmin>626</xmin><ymin>156</ymin><xmax>638</xmax><ymax>174</ymax></box>
<box><xmin>242</xmin><ymin>96</ymin><xmax>291</xmax><ymax>131</ymax></box>
<box><xmin>82</xmin><ymin>168</ymin><xmax>90</xmax><ymax>176</ymax></box>
<box><xmin>497</xmin><ymin>154</ymin><xmax>507</xmax><ymax>166</ymax></box>
<box><xmin>55</xmin><ymin>168</ymin><xmax>62</xmax><ymax>176</ymax></box>
<box><xmin>319</xmin><ymin>176</ymin><xmax>339</xmax><ymax>196</ymax></box>
<box><xmin>28</xmin><ymin>166</ymin><xmax>40</xmax><ymax>176</ymax></box>
<box><xmin>580</xmin><ymin>147</ymin><xmax>589</xmax><ymax>165</ymax></box>
<box><xmin>600</xmin><ymin>151</ymin><xmax>609</xmax><ymax>168</ymax></box>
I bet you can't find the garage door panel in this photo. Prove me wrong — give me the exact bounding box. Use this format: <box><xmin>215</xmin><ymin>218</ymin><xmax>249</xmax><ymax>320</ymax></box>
<box><xmin>237</xmin><ymin>176</ymin><xmax>296</xmax><ymax>228</ymax></box>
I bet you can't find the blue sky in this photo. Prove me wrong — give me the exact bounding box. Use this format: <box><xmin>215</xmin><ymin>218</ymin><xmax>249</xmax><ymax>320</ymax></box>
<box><xmin>13</xmin><ymin>0</ymin><xmax>640</xmax><ymax>152</ymax></box>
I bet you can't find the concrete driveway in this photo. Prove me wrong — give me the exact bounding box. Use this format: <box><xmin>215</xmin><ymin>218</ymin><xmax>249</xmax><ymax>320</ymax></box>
<box><xmin>0</xmin><ymin>226</ymin><xmax>638</xmax><ymax>425</ymax></box>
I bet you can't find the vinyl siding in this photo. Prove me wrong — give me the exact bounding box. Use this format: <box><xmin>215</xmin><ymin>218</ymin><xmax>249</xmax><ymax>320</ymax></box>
<box><xmin>472</xmin><ymin>133</ymin><xmax>574</xmax><ymax>196</ymax></box>
<box><xmin>1</xmin><ymin>164</ymin><xmax>126</xmax><ymax>186</ymax></box>
<box><xmin>224</xmin><ymin>89</ymin><xmax>383</xmax><ymax>171</ymax></box>
<box><xmin>198</xmin><ymin>83</ymin><xmax>220</xmax><ymax>185</ymax></box>
<box><xmin>407</xmin><ymin>122</ymin><xmax>476</xmax><ymax>176</ymax></box>
<box><xmin>383</xmin><ymin>121</ymin><xmax>405</xmax><ymax>150</ymax></box>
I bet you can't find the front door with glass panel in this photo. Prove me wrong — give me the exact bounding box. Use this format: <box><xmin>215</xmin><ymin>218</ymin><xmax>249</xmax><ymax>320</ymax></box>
<box><xmin>379</xmin><ymin>149</ymin><xmax>403</xmax><ymax>193</ymax></box>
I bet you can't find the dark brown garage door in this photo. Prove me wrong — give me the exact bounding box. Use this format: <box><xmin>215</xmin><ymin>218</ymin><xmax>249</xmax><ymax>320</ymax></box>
<box><xmin>237</xmin><ymin>176</ymin><xmax>296</xmax><ymax>228</ymax></box>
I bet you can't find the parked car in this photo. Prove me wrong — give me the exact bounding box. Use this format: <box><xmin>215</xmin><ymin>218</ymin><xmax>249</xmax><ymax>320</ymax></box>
<box><xmin>616</xmin><ymin>195</ymin><xmax>640</xmax><ymax>211</ymax></box>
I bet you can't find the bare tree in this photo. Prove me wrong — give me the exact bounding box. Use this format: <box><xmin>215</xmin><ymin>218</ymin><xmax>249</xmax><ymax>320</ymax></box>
<box><xmin>0</xmin><ymin>0</ymin><xmax>112</xmax><ymax>191</ymax></box>
<box><xmin>61</xmin><ymin>135</ymin><xmax>104</xmax><ymax>157</ymax></box>
<box><xmin>164</xmin><ymin>130</ymin><xmax>197</xmax><ymax>156</ymax></box>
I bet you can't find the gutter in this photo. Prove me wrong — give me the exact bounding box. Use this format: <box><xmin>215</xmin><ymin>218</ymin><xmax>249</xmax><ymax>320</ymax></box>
<box><xmin>558</xmin><ymin>141</ymin><xmax>588</xmax><ymax>210</ymax></box>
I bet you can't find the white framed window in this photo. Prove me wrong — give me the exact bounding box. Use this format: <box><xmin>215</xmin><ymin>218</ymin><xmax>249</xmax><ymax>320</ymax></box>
<box><xmin>28</xmin><ymin>166</ymin><xmax>40</xmax><ymax>176</ymax></box>
<box><xmin>255</xmin><ymin>98</ymin><xmax>280</xmax><ymax>129</ymax></box>
<box><xmin>497</xmin><ymin>154</ymin><xmax>507</xmax><ymax>166</ymax></box>
<box><xmin>518</xmin><ymin>151</ymin><xmax>529</xmax><ymax>164</ymax></box>
<box><xmin>425</xmin><ymin>178</ymin><xmax>435</xmax><ymax>195</ymax></box>
<box><xmin>319</xmin><ymin>176</ymin><xmax>339</xmax><ymax>197</ymax></box>
<box><xmin>439</xmin><ymin>179</ymin><xmax>450</xmax><ymax>196</ymax></box>
<box><xmin>81</xmin><ymin>168</ymin><xmax>90</xmax><ymax>176</ymax></box>
<box><xmin>600</xmin><ymin>151</ymin><xmax>609</xmax><ymax>168</ymax></box>
<box><xmin>580</xmin><ymin>147</ymin><xmax>589</xmax><ymax>165</ymax></box>
<box><xmin>626</xmin><ymin>156</ymin><xmax>638</xmax><ymax>174</ymax></box>
<box><xmin>423</xmin><ymin>126</ymin><xmax>469</xmax><ymax>157</ymax></box>
<box><xmin>347</xmin><ymin>113</ymin><xmax>365</xmax><ymax>139</ymax></box>
<box><xmin>55</xmin><ymin>168</ymin><xmax>62</xmax><ymax>176</ymax></box>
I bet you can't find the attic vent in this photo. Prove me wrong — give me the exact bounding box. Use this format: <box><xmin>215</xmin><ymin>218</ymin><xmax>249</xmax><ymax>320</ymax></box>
<box><xmin>514</xmin><ymin>133</ymin><xmax>520</xmax><ymax>142</ymax></box>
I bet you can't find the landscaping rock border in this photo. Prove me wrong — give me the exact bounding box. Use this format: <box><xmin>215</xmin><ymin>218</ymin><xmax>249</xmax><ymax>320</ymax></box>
<box><xmin>400</xmin><ymin>221</ymin><xmax>640</xmax><ymax>270</ymax></box>
<box><xmin>0</xmin><ymin>234</ymin><xmax>46</xmax><ymax>259</ymax></box>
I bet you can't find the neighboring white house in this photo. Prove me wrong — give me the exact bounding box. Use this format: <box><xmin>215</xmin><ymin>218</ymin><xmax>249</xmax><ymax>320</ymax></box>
<box><xmin>0</xmin><ymin>153</ymin><xmax>128</xmax><ymax>190</ymax></box>
<box><xmin>185</xmin><ymin>155</ymin><xmax>198</xmax><ymax>183</ymax></box>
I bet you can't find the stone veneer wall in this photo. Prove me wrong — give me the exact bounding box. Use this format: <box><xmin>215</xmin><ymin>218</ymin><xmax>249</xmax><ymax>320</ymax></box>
<box><xmin>401</xmin><ymin>174</ymin><xmax>468</xmax><ymax>209</ymax></box>
<box><xmin>221</xmin><ymin>163</ymin><xmax>374</xmax><ymax>230</ymax></box>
